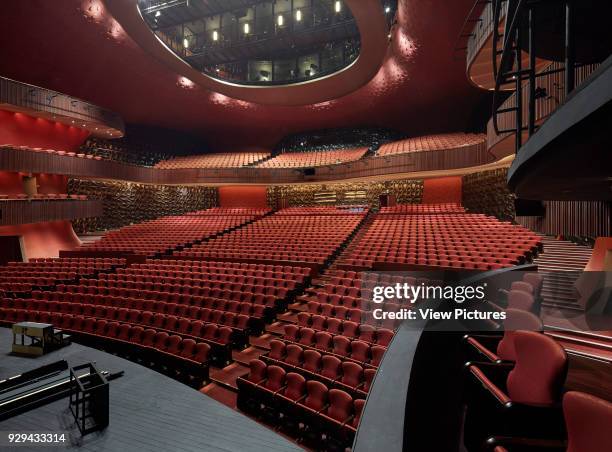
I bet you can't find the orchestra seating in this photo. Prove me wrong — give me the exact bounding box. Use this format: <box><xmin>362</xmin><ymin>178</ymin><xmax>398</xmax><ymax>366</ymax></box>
<box><xmin>339</xmin><ymin>206</ymin><xmax>541</xmax><ymax>270</ymax></box>
<box><xmin>0</xmin><ymin>306</ymin><xmax>211</xmax><ymax>384</ymax></box>
<box><xmin>175</xmin><ymin>209</ymin><xmax>366</xmax><ymax>265</ymax></box>
<box><xmin>255</xmin><ymin>147</ymin><xmax>368</xmax><ymax>168</ymax></box>
<box><xmin>76</xmin><ymin>209</ymin><xmax>261</xmax><ymax>256</ymax></box>
<box><xmin>376</xmin><ymin>133</ymin><xmax>484</xmax><ymax>156</ymax></box>
<box><xmin>0</xmin><ymin>257</ymin><xmax>124</xmax><ymax>294</ymax></box>
<box><xmin>184</xmin><ymin>207</ymin><xmax>270</xmax><ymax>216</ymax></box>
<box><xmin>154</xmin><ymin>151</ymin><xmax>271</xmax><ymax>169</ymax></box>
<box><xmin>237</xmin><ymin>359</ymin><xmax>364</xmax><ymax>449</ymax></box>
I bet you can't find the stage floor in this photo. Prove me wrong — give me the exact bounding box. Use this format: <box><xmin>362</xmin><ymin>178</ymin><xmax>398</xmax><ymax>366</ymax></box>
<box><xmin>0</xmin><ymin>327</ymin><xmax>302</xmax><ymax>452</ymax></box>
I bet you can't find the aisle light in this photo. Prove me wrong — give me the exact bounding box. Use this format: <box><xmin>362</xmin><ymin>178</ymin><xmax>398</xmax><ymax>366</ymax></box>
<box><xmin>212</xmin><ymin>30</ymin><xmax>219</xmax><ymax>41</ymax></box>
<box><xmin>335</xmin><ymin>1</ymin><xmax>341</xmax><ymax>13</ymax></box>
<box><xmin>296</xmin><ymin>9</ymin><xmax>302</xmax><ymax>21</ymax></box>
<box><xmin>183</xmin><ymin>38</ymin><xmax>189</xmax><ymax>48</ymax></box>
<box><xmin>243</xmin><ymin>22</ymin><xmax>250</xmax><ymax>34</ymax></box>
<box><xmin>277</xmin><ymin>14</ymin><xmax>284</xmax><ymax>26</ymax></box>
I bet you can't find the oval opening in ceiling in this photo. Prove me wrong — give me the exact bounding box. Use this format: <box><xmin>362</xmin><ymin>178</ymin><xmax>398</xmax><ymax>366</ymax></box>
<box><xmin>138</xmin><ymin>0</ymin><xmax>362</xmax><ymax>86</ymax></box>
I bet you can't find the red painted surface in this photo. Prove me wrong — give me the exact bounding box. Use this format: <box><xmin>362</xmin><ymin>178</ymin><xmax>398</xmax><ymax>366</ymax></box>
<box><xmin>0</xmin><ymin>221</ymin><xmax>81</xmax><ymax>260</ymax></box>
<box><xmin>36</xmin><ymin>173</ymin><xmax>69</xmax><ymax>194</ymax></box>
<box><xmin>0</xmin><ymin>171</ymin><xmax>25</xmax><ymax>195</ymax></box>
<box><xmin>423</xmin><ymin>176</ymin><xmax>462</xmax><ymax>204</ymax></box>
<box><xmin>0</xmin><ymin>110</ymin><xmax>89</xmax><ymax>152</ymax></box>
<box><xmin>0</xmin><ymin>1</ymin><xmax>485</xmax><ymax>150</ymax></box>
<box><xmin>584</xmin><ymin>237</ymin><xmax>612</xmax><ymax>271</ymax></box>
<box><xmin>218</xmin><ymin>186</ymin><xmax>268</xmax><ymax>208</ymax></box>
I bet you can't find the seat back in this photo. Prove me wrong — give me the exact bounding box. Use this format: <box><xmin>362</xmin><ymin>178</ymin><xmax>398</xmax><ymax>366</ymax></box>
<box><xmin>283</xmin><ymin>372</ymin><xmax>306</xmax><ymax>401</ymax></box>
<box><xmin>264</xmin><ymin>365</ymin><xmax>286</xmax><ymax>391</ymax></box>
<box><xmin>353</xmin><ymin>399</ymin><xmax>365</xmax><ymax>428</ymax></box>
<box><xmin>496</xmin><ymin>309</ymin><xmax>543</xmax><ymax>361</ymax></box>
<box><xmin>511</xmin><ymin>281</ymin><xmax>534</xmax><ymax>295</ymax></box>
<box><xmin>564</xmin><ymin>391</ymin><xmax>612</xmax><ymax>452</ymax></box>
<box><xmin>523</xmin><ymin>273</ymin><xmax>543</xmax><ymax>297</ymax></box>
<box><xmin>248</xmin><ymin>359</ymin><xmax>267</xmax><ymax>383</ymax></box>
<box><xmin>507</xmin><ymin>331</ymin><xmax>567</xmax><ymax>405</ymax></box>
<box><xmin>304</xmin><ymin>380</ymin><xmax>328</xmax><ymax>411</ymax></box>
<box><xmin>507</xmin><ymin>290</ymin><xmax>535</xmax><ymax>312</ymax></box>
<box><xmin>327</xmin><ymin>389</ymin><xmax>353</xmax><ymax>422</ymax></box>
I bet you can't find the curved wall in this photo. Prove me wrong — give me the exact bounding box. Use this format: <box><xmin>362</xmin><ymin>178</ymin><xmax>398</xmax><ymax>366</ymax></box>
<box><xmin>0</xmin><ymin>220</ymin><xmax>81</xmax><ymax>260</ymax></box>
<box><xmin>0</xmin><ymin>109</ymin><xmax>90</xmax><ymax>152</ymax></box>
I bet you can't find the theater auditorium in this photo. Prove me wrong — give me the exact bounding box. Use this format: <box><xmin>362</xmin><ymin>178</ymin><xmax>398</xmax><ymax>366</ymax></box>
<box><xmin>0</xmin><ymin>1</ymin><xmax>611</xmax><ymax>451</ymax></box>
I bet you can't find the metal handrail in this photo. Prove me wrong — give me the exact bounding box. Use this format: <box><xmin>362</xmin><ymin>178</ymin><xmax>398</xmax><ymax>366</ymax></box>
<box><xmin>492</xmin><ymin>0</ymin><xmax>524</xmax><ymax>136</ymax></box>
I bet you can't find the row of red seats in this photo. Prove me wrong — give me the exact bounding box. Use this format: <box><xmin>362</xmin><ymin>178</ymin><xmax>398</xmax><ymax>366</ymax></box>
<box><xmin>256</xmin><ymin>147</ymin><xmax>368</xmax><ymax>168</ymax></box>
<box><xmin>78</xmin><ymin>211</ymin><xmax>258</xmax><ymax>255</ymax></box>
<box><xmin>379</xmin><ymin>203</ymin><xmax>466</xmax><ymax>214</ymax></box>
<box><xmin>0</xmin><ymin>258</ymin><xmax>124</xmax><ymax>293</ymax></box>
<box><xmin>31</xmin><ymin>290</ymin><xmax>267</xmax><ymax>320</ymax></box>
<box><xmin>341</xmin><ymin>212</ymin><xmax>540</xmax><ymax>270</ymax></box>
<box><xmin>266</xmin><ymin>339</ymin><xmax>378</xmax><ymax>395</ymax></box>
<box><xmin>154</xmin><ymin>151</ymin><xmax>270</xmax><ymax>169</ymax></box>
<box><xmin>110</xmin><ymin>268</ymin><xmax>304</xmax><ymax>290</ymax></box>
<box><xmin>293</xmin><ymin>314</ymin><xmax>394</xmax><ymax>345</ymax></box>
<box><xmin>237</xmin><ymin>360</ymin><xmax>364</xmax><ymax>449</ymax></box>
<box><xmin>376</xmin><ymin>133</ymin><xmax>484</xmax><ymax>157</ymax></box>
<box><xmin>56</xmin><ymin>283</ymin><xmax>280</xmax><ymax>308</ymax></box>
<box><xmin>99</xmin><ymin>273</ymin><xmax>299</xmax><ymax>291</ymax></box>
<box><xmin>1</xmin><ymin>297</ymin><xmax>249</xmax><ymax>338</ymax></box>
<box><xmin>80</xmin><ymin>277</ymin><xmax>293</xmax><ymax>299</ymax></box>
<box><xmin>185</xmin><ymin>207</ymin><xmax>271</xmax><ymax>216</ymax></box>
<box><xmin>0</xmin><ymin>308</ymin><xmax>211</xmax><ymax>367</ymax></box>
<box><xmin>284</xmin><ymin>325</ymin><xmax>388</xmax><ymax>364</ymax></box>
<box><xmin>177</xmin><ymin>212</ymin><xmax>363</xmax><ymax>264</ymax></box>
<box><xmin>138</xmin><ymin>259</ymin><xmax>311</xmax><ymax>278</ymax></box>
<box><xmin>0</xmin><ymin>307</ymin><xmax>231</xmax><ymax>364</ymax></box>
<box><xmin>274</xmin><ymin>207</ymin><xmax>369</xmax><ymax>216</ymax></box>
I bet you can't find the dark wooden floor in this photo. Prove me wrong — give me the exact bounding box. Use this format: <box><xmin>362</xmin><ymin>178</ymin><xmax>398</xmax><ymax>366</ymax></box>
<box><xmin>0</xmin><ymin>327</ymin><xmax>302</xmax><ymax>452</ymax></box>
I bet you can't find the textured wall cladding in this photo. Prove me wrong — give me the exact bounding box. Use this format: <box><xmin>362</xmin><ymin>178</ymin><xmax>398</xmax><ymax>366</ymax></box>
<box><xmin>68</xmin><ymin>179</ymin><xmax>217</xmax><ymax>233</ymax></box>
<box><xmin>516</xmin><ymin>201</ymin><xmax>612</xmax><ymax>238</ymax></box>
<box><xmin>462</xmin><ymin>168</ymin><xmax>515</xmax><ymax>219</ymax></box>
<box><xmin>267</xmin><ymin>179</ymin><xmax>423</xmax><ymax>209</ymax></box>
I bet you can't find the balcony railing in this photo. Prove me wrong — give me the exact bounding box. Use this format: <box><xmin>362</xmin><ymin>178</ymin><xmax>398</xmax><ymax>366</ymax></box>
<box><xmin>0</xmin><ymin>142</ymin><xmax>492</xmax><ymax>186</ymax></box>
<box><xmin>487</xmin><ymin>55</ymin><xmax>599</xmax><ymax>154</ymax></box>
<box><xmin>465</xmin><ymin>0</ymin><xmax>508</xmax><ymax>70</ymax></box>
<box><xmin>0</xmin><ymin>199</ymin><xmax>103</xmax><ymax>225</ymax></box>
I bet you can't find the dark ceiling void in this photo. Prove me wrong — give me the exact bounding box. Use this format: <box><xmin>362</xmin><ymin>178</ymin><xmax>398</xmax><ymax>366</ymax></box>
<box><xmin>138</xmin><ymin>0</ymin><xmax>375</xmax><ymax>86</ymax></box>
<box><xmin>0</xmin><ymin>0</ymin><xmax>486</xmax><ymax>149</ymax></box>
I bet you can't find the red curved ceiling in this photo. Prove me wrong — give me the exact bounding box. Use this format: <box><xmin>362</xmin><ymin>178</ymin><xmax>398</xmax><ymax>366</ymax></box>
<box><xmin>0</xmin><ymin>0</ymin><xmax>484</xmax><ymax>150</ymax></box>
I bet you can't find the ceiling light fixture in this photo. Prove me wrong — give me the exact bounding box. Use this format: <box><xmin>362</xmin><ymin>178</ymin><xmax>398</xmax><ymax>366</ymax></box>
<box><xmin>385</xmin><ymin>6</ymin><xmax>390</xmax><ymax>13</ymax></box>
<box><xmin>212</xmin><ymin>30</ymin><xmax>218</xmax><ymax>41</ymax></box>
<box><xmin>183</xmin><ymin>38</ymin><xmax>189</xmax><ymax>48</ymax></box>
<box><xmin>277</xmin><ymin>14</ymin><xmax>284</xmax><ymax>26</ymax></box>
<box><xmin>243</xmin><ymin>22</ymin><xmax>250</xmax><ymax>34</ymax></box>
<box><xmin>155</xmin><ymin>11</ymin><xmax>161</xmax><ymax>17</ymax></box>
<box><xmin>296</xmin><ymin>9</ymin><xmax>302</xmax><ymax>21</ymax></box>
<box><xmin>335</xmin><ymin>1</ymin><xmax>341</xmax><ymax>13</ymax></box>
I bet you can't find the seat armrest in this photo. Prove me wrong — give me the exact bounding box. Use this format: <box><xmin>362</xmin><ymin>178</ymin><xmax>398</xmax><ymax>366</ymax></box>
<box><xmin>465</xmin><ymin>361</ymin><xmax>514</xmax><ymax>390</ymax></box>
<box><xmin>485</xmin><ymin>435</ymin><xmax>567</xmax><ymax>452</ymax></box>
